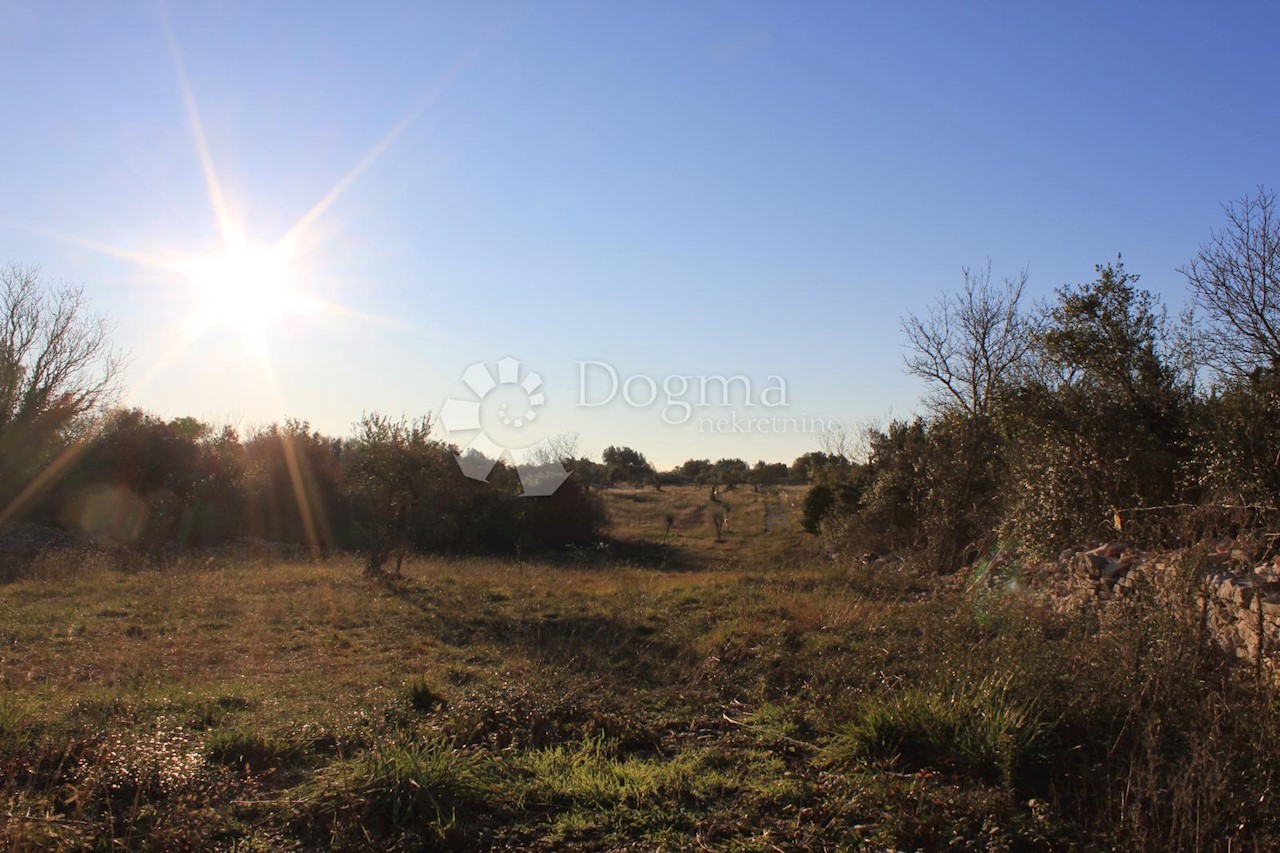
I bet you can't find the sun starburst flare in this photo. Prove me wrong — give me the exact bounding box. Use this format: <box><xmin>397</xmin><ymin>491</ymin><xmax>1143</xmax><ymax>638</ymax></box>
<box><xmin>0</xmin><ymin>4</ymin><xmax>482</xmax><ymax>543</ymax></box>
<box><xmin>181</xmin><ymin>242</ymin><xmax>313</xmax><ymax>335</ymax></box>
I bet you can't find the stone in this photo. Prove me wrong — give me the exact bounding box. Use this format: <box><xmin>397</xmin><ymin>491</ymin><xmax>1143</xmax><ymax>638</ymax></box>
<box><xmin>1073</xmin><ymin>551</ymin><xmax>1110</xmax><ymax>577</ymax></box>
<box><xmin>1101</xmin><ymin>558</ymin><xmax>1130</xmax><ymax>581</ymax></box>
<box><xmin>1223</xmin><ymin>578</ymin><xmax>1255</xmax><ymax>607</ymax></box>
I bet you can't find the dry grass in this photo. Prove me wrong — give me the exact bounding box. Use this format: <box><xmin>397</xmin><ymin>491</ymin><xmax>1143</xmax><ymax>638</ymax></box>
<box><xmin>3</xmin><ymin>486</ymin><xmax>1279</xmax><ymax>850</ymax></box>
<box><xmin>600</xmin><ymin>483</ymin><xmax>813</xmax><ymax>567</ymax></box>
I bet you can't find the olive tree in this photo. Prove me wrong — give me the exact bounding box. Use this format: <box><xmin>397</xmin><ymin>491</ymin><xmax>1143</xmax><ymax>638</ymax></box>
<box><xmin>601</xmin><ymin>445</ymin><xmax>654</xmax><ymax>485</ymax></box>
<box><xmin>1001</xmin><ymin>260</ymin><xmax>1189</xmax><ymax>553</ymax></box>
<box><xmin>343</xmin><ymin>413</ymin><xmax>444</xmax><ymax>576</ymax></box>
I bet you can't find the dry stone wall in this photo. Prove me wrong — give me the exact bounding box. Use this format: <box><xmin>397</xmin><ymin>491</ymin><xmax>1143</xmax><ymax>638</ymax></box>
<box><xmin>1024</xmin><ymin>540</ymin><xmax>1280</xmax><ymax>679</ymax></box>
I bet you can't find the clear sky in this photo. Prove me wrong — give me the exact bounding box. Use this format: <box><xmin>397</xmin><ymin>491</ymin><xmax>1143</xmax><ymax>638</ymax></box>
<box><xmin>1</xmin><ymin>1</ymin><xmax>1277</xmax><ymax>468</ymax></box>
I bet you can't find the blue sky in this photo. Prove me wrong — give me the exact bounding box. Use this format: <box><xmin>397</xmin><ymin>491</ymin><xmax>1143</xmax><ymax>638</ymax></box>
<box><xmin>1</xmin><ymin>1</ymin><xmax>1277</xmax><ymax>467</ymax></box>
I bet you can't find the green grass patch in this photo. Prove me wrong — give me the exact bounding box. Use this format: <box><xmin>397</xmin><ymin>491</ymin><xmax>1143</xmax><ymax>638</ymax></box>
<box><xmin>205</xmin><ymin>726</ymin><xmax>304</xmax><ymax>771</ymax></box>
<box><xmin>0</xmin><ymin>694</ymin><xmax>32</xmax><ymax>755</ymax></box>
<box><xmin>825</xmin><ymin>673</ymin><xmax>1051</xmax><ymax>789</ymax></box>
<box><xmin>516</xmin><ymin>736</ymin><xmax>727</xmax><ymax>807</ymax></box>
<box><xmin>298</xmin><ymin>733</ymin><xmax>494</xmax><ymax>846</ymax></box>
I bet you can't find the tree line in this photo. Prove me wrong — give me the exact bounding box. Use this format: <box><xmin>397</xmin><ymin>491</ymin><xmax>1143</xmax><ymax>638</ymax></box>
<box><xmin>0</xmin><ymin>267</ymin><xmax>616</xmax><ymax>573</ymax></box>
<box><xmin>571</xmin><ymin>447</ymin><xmax>832</xmax><ymax>491</ymax></box>
<box><xmin>804</xmin><ymin>188</ymin><xmax>1280</xmax><ymax>570</ymax></box>
<box><xmin>7</xmin><ymin>187</ymin><xmax>1277</xmax><ymax>573</ymax></box>
<box><xmin>0</xmin><ymin>264</ymin><xmax>820</xmax><ymax>573</ymax></box>
<box><xmin>3</xmin><ymin>405</ymin><xmax>609</xmax><ymax>574</ymax></box>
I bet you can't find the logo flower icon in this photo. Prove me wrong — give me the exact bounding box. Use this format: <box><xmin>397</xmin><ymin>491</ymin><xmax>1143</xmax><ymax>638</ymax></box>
<box><xmin>439</xmin><ymin>357</ymin><xmax>569</xmax><ymax>496</ymax></box>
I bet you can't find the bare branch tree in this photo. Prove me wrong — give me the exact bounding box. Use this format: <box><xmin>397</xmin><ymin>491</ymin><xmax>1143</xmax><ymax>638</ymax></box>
<box><xmin>544</xmin><ymin>430</ymin><xmax>581</xmax><ymax>464</ymax></box>
<box><xmin>1</xmin><ymin>266</ymin><xmax>123</xmax><ymax>500</ymax></box>
<box><xmin>518</xmin><ymin>431</ymin><xmax>581</xmax><ymax>468</ymax></box>
<box><xmin>1180</xmin><ymin>187</ymin><xmax>1280</xmax><ymax>377</ymax></box>
<box><xmin>817</xmin><ymin>421</ymin><xmax>855</xmax><ymax>461</ymax></box>
<box><xmin>818</xmin><ymin>415</ymin><xmax>881</xmax><ymax>465</ymax></box>
<box><xmin>0</xmin><ymin>265</ymin><xmax>123</xmax><ymax>437</ymax></box>
<box><xmin>901</xmin><ymin>260</ymin><xmax>1031</xmax><ymax>416</ymax></box>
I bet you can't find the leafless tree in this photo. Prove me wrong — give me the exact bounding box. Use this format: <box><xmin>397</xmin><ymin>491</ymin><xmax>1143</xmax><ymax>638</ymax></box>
<box><xmin>817</xmin><ymin>415</ymin><xmax>880</xmax><ymax>465</ymax></box>
<box><xmin>0</xmin><ymin>266</ymin><xmax>124</xmax><ymax>513</ymax></box>
<box><xmin>817</xmin><ymin>421</ymin><xmax>855</xmax><ymax>461</ymax></box>
<box><xmin>521</xmin><ymin>430</ymin><xmax>581</xmax><ymax>467</ymax></box>
<box><xmin>901</xmin><ymin>261</ymin><xmax>1031</xmax><ymax>416</ymax></box>
<box><xmin>1180</xmin><ymin>188</ymin><xmax>1280</xmax><ymax>377</ymax></box>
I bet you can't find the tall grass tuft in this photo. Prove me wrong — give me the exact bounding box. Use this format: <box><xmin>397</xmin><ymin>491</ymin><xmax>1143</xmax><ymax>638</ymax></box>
<box><xmin>825</xmin><ymin>672</ymin><xmax>1051</xmax><ymax>789</ymax></box>
<box><xmin>0</xmin><ymin>694</ymin><xmax>31</xmax><ymax>756</ymax></box>
<box><xmin>205</xmin><ymin>727</ymin><xmax>302</xmax><ymax>772</ymax></box>
<box><xmin>301</xmin><ymin>733</ymin><xmax>492</xmax><ymax>846</ymax></box>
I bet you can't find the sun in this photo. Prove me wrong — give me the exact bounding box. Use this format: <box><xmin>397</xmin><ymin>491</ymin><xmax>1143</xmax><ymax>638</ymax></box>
<box><xmin>182</xmin><ymin>243</ymin><xmax>309</xmax><ymax>334</ymax></box>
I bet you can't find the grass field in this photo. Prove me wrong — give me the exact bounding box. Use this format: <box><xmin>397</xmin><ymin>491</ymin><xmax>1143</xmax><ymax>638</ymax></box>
<box><xmin>3</xmin><ymin>485</ymin><xmax>1279</xmax><ymax>850</ymax></box>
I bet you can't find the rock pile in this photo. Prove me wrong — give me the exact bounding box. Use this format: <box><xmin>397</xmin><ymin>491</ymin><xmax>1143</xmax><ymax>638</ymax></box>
<box><xmin>1029</xmin><ymin>539</ymin><xmax>1280</xmax><ymax>680</ymax></box>
<box><xmin>1201</xmin><ymin>557</ymin><xmax>1280</xmax><ymax>672</ymax></box>
<box><xmin>1025</xmin><ymin>541</ymin><xmax>1169</xmax><ymax>611</ymax></box>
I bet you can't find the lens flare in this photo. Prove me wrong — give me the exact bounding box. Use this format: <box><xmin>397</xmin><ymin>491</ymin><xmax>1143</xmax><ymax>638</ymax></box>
<box><xmin>182</xmin><ymin>244</ymin><xmax>311</xmax><ymax>334</ymax></box>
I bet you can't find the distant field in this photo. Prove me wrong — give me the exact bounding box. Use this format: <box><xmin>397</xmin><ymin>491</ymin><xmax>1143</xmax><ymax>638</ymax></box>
<box><xmin>598</xmin><ymin>483</ymin><xmax>812</xmax><ymax>566</ymax></box>
<box><xmin>2</xmin><ymin>486</ymin><xmax>1278</xmax><ymax>850</ymax></box>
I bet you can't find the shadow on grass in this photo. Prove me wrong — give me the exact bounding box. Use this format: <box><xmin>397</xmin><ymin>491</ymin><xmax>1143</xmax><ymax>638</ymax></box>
<box><xmin>376</xmin><ymin>569</ymin><xmax>693</xmax><ymax>689</ymax></box>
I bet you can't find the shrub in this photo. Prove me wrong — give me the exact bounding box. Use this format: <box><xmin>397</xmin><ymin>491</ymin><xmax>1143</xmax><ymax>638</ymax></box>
<box><xmin>800</xmin><ymin>484</ymin><xmax>835</xmax><ymax>534</ymax></box>
<box><xmin>521</xmin><ymin>477</ymin><xmax>609</xmax><ymax>549</ymax></box>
